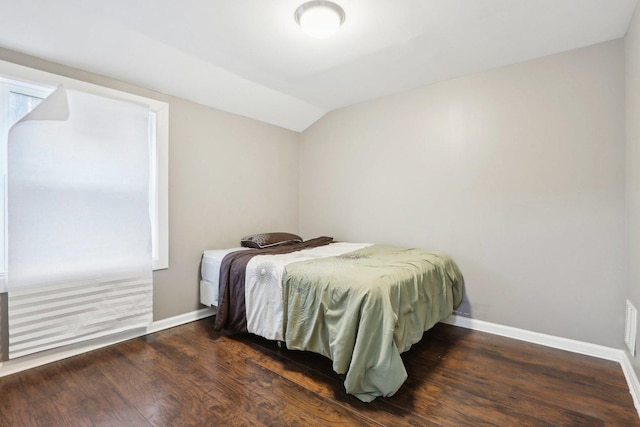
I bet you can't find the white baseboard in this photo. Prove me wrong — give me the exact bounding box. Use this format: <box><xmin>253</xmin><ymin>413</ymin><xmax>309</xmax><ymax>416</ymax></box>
<box><xmin>147</xmin><ymin>306</ymin><xmax>216</xmax><ymax>334</ymax></box>
<box><xmin>443</xmin><ymin>314</ymin><xmax>639</xmax><ymax>418</ymax></box>
<box><xmin>442</xmin><ymin>314</ymin><xmax>624</xmax><ymax>361</ymax></box>
<box><xmin>622</xmin><ymin>352</ymin><xmax>640</xmax><ymax>415</ymax></box>
<box><xmin>0</xmin><ymin>306</ymin><xmax>216</xmax><ymax>377</ymax></box>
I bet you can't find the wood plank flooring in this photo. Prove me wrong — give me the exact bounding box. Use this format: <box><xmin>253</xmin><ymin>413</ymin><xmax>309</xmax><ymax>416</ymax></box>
<box><xmin>1</xmin><ymin>316</ymin><xmax>638</xmax><ymax>426</ymax></box>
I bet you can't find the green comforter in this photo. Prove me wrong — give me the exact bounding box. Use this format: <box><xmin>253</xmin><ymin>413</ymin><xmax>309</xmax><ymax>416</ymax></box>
<box><xmin>283</xmin><ymin>244</ymin><xmax>464</xmax><ymax>402</ymax></box>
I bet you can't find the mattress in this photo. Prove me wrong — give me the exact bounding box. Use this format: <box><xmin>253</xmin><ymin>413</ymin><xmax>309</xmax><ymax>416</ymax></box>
<box><xmin>200</xmin><ymin>247</ymin><xmax>248</xmax><ymax>307</ymax></box>
<box><xmin>200</xmin><ymin>242</ymin><xmax>371</xmax><ymax>337</ymax></box>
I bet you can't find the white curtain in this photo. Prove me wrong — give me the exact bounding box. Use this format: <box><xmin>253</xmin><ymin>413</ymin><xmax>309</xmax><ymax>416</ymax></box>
<box><xmin>6</xmin><ymin>86</ymin><xmax>153</xmax><ymax>358</ymax></box>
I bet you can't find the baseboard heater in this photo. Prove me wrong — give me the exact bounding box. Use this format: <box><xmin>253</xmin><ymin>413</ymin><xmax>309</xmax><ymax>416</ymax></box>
<box><xmin>7</xmin><ymin>276</ymin><xmax>152</xmax><ymax>359</ymax></box>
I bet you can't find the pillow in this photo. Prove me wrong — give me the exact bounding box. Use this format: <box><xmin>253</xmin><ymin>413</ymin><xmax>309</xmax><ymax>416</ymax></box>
<box><xmin>240</xmin><ymin>232</ymin><xmax>303</xmax><ymax>249</ymax></box>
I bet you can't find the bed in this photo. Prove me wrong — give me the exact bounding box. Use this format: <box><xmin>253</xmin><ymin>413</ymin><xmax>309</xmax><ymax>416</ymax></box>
<box><xmin>200</xmin><ymin>235</ymin><xmax>464</xmax><ymax>402</ymax></box>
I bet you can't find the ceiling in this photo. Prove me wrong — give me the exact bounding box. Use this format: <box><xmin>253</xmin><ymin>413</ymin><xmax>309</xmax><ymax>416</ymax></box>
<box><xmin>0</xmin><ymin>0</ymin><xmax>638</xmax><ymax>131</ymax></box>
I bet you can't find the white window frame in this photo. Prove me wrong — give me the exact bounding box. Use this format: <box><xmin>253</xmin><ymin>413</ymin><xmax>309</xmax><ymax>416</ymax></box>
<box><xmin>0</xmin><ymin>60</ymin><xmax>169</xmax><ymax>272</ymax></box>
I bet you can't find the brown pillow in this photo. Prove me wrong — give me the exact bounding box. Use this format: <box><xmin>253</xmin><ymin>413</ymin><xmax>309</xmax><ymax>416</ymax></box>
<box><xmin>240</xmin><ymin>232</ymin><xmax>303</xmax><ymax>249</ymax></box>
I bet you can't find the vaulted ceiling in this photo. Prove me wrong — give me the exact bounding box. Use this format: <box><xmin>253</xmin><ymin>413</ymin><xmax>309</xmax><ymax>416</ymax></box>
<box><xmin>1</xmin><ymin>0</ymin><xmax>638</xmax><ymax>131</ymax></box>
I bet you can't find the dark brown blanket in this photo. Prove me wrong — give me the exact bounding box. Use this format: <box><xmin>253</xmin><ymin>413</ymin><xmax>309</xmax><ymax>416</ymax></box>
<box><xmin>214</xmin><ymin>236</ymin><xmax>334</xmax><ymax>333</ymax></box>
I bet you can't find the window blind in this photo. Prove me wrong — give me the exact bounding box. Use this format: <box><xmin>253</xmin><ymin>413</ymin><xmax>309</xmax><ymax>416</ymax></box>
<box><xmin>6</xmin><ymin>86</ymin><xmax>153</xmax><ymax>359</ymax></box>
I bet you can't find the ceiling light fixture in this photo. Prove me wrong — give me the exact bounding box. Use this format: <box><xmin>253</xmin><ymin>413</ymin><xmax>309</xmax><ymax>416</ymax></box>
<box><xmin>295</xmin><ymin>1</ymin><xmax>345</xmax><ymax>39</ymax></box>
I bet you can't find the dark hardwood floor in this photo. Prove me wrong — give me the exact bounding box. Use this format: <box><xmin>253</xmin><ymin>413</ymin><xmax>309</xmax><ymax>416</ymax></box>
<box><xmin>1</xmin><ymin>316</ymin><xmax>638</xmax><ymax>426</ymax></box>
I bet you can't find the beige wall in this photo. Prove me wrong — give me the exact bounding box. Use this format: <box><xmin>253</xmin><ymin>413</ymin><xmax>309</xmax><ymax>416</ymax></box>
<box><xmin>0</xmin><ymin>47</ymin><xmax>300</xmax><ymax>321</ymax></box>
<box><xmin>300</xmin><ymin>40</ymin><xmax>627</xmax><ymax>348</ymax></box>
<box><xmin>0</xmin><ymin>35</ymin><xmax>632</xmax><ymax>351</ymax></box>
<box><xmin>627</xmin><ymin>4</ymin><xmax>640</xmax><ymax>372</ymax></box>
<box><xmin>155</xmin><ymin>98</ymin><xmax>299</xmax><ymax>319</ymax></box>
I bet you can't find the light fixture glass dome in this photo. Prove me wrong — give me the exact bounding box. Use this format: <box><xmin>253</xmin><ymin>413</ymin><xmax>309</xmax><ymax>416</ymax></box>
<box><xmin>295</xmin><ymin>1</ymin><xmax>345</xmax><ymax>39</ymax></box>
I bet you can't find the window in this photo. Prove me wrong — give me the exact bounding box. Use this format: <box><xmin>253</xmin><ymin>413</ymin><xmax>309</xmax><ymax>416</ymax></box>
<box><xmin>0</xmin><ymin>79</ymin><xmax>53</xmax><ymax>276</ymax></box>
<box><xmin>0</xmin><ymin>63</ymin><xmax>168</xmax><ymax>280</ymax></box>
<box><xmin>9</xmin><ymin>91</ymin><xmax>45</xmax><ymax>124</ymax></box>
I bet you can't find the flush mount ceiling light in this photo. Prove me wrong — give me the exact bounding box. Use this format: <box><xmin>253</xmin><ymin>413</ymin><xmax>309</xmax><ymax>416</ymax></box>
<box><xmin>295</xmin><ymin>1</ymin><xmax>345</xmax><ymax>39</ymax></box>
